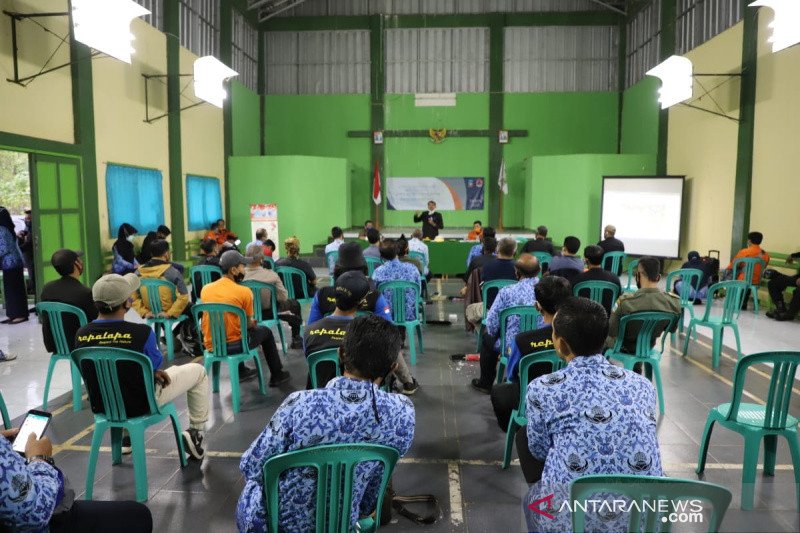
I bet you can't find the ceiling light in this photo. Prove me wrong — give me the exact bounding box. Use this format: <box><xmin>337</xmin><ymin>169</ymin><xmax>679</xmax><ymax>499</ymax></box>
<box><xmin>193</xmin><ymin>56</ymin><xmax>238</xmax><ymax>108</ymax></box>
<box><xmin>750</xmin><ymin>0</ymin><xmax>800</xmax><ymax>53</ymax></box>
<box><xmin>71</xmin><ymin>0</ymin><xmax>150</xmax><ymax>63</ymax></box>
<box><xmin>646</xmin><ymin>56</ymin><xmax>694</xmax><ymax>109</ymax></box>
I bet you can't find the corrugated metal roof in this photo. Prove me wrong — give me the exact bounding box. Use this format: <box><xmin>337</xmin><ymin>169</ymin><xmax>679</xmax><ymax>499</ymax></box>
<box><xmin>676</xmin><ymin>0</ymin><xmax>743</xmax><ymax>55</ymax></box>
<box><xmin>273</xmin><ymin>0</ymin><xmax>608</xmax><ymax>17</ymax></box>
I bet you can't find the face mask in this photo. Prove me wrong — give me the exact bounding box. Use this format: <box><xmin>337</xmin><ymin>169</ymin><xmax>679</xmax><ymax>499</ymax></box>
<box><xmin>126</xmin><ymin>235</ymin><xmax>135</xmax><ymax>242</ymax></box>
<box><xmin>635</xmin><ymin>273</ymin><xmax>642</xmax><ymax>290</ymax></box>
<box><xmin>234</xmin><ymin>272</ymin><xmax>245</xmax><ymax>283</ymax></box>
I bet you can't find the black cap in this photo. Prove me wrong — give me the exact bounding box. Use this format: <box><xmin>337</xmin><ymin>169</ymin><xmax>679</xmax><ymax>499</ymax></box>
<box><xmin>336</xmin><ymin>242</ymin><xmax>366</xmax><ymax>270</ymax></box>
<box><xmin>335</xmin><ymin>271</ymin><xmax>371</xmax><ymax>311</ymax></box>
<box><xmin>51</xmin><ymin>249</ymin><xmax>83</xmax><ymax>276</ymax></box>
<box><xmin>219</xmin><ymin>250</ymin><xmax>247</xmax><ymax>272</ymax></box>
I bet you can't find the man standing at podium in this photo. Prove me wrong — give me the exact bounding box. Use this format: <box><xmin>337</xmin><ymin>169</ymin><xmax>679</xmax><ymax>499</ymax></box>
<box><xmin>414</xmin><ymin>200</ymin><xmax>444</xmax><ymax>240</ymax></box>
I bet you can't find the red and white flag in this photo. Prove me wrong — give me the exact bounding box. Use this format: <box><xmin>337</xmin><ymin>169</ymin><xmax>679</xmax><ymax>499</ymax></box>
<box><xmin>372</xmin><ymin>161</ymin><xmax>382</xmax><ymax>205</ymax></box>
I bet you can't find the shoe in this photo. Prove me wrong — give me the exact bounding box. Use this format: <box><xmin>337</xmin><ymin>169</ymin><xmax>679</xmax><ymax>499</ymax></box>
<box><xmin>238</xmin><ymin>365</ymin><xmax>258</xmax><ymax>381</ymax></box>
<box><xmin>181</xmin><ymin>428</ymin><xmax>205</xmax><ymax>460</ymax></box>
<box><xmin>470</xmin><ymin>378</ymin><xmax>491</xmax><ymax>394</ymax></box>
<box><xmin>0</xmin><ymin>350</ymin><xmax>17</xmax><ymax>362</ymax></box>
<box><xmin>269</xmin><ymin>370</ymin><xmax>291</xmax><ymax>387</ymax></box>
<box><xmin>401</xmin><ymin>379</ymin><xmax>419</xmax><ymax>396</ymax></box>
<box><xmin>121</xmin><ymin>435</ymin><xmax>132</xmax><ymax>455</ymax></box>
<box><xmin>775</xmin><ymin>311</ymin><xmax>797</xmax><ymax>322</ymax></box>
<box><xmin>693</xmin><ymin>299</ymin><xmax>703</xmax><ymax>306</ymax></box>
<box><xmin>766</xmin><ymin>306</ymin><xmax>786</xmax><ymax>319</ymax></box>
<box><xmin>290</xmin><ymin>336</ymin><xmax>303</xmax><ymax>350</ymax></box>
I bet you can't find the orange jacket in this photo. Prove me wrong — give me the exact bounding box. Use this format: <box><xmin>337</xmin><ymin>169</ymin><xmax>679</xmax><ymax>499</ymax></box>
<box><xmin>466</xmin><ymin>229</ymin><xmax>483</xmax><ymax>241</ymax></box>
<box><xmin>727</xmin><ymin>244</ymin><xmax>770</xmax><ymax>284</ymax></box>
<box><xmin>204</xmin><ymin>229</ymin><xmax>237</xmax><ymax>245</ymax></box>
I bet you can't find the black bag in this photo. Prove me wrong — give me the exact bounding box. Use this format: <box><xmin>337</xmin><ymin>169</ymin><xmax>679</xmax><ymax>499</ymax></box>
<box><xmin>704</xmin><ymin>250</ymin><xmax>721</xmax><ymax>285</ymax></box>
<box><xmin>380</xmin><ymin>481</ymin><xmax>440</xmax><ymax>526</ymax></box>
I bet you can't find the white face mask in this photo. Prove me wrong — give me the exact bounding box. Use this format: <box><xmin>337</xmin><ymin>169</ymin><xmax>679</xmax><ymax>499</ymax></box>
<box><xmin>126</xmin><ymin>235</ymin><xmax>135</xmax><ymax>242</ymax></box>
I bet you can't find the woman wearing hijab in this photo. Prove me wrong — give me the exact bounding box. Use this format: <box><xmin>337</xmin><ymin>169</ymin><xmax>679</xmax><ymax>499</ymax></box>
<box><xmin>0</xmin><ymin>206</ymin><xmax>28</xmax><ymax>325</ymax></box>
<box><xmin>112</xmin><ymin>223</ymin><xmax>139</xmax><ymax>275</ymax></box>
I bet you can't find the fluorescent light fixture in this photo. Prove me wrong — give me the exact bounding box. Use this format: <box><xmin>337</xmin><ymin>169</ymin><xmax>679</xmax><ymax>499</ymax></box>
<box><xmin>193</xmin><ymin>56</ymin><xmax>238</xmax><ymax>108</ymax></box>
<box><xmin>750</xmin><ymin>0</ymin><xmax>800</xmax><ymax>53</ymax></box>
<box><xmin>71</xmin><ymin>0</ymin><xmax>150</xmax><ymax>63</ymax></box>
<box><xmin>646</xmin><ymin>56</ymin><xmax>694</xmax><ymax>109</ymax></box>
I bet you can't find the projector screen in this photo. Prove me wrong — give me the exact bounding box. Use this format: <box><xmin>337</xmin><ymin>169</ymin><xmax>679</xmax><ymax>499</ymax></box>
<box><xmin>600</xmin><ymin>176</ymin><xmax>685</xmax><ymax>258</ymax></box>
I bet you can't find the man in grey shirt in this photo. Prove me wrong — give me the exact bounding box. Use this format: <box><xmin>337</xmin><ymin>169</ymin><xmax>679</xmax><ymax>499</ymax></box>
<box><xmin>363</xmin><ymin>228</ymin><xmax>381</xmax><ymax>258</ymax></box>
<box><xmin>548</xmin><ymin>236</ymin><xmax>584</xmax><ymax>282</ymax></box>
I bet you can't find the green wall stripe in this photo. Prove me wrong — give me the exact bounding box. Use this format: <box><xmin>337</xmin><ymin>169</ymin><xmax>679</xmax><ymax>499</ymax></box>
<box><xmin>369</xmin><ymin>15</ymin><xmax>385</xmax><ymax>227</ymax></box>
<box><xmin>0</xmin><ymin>132</ymin><xmax>82</xmax><ymax>157</ymax></box>
<box><xmin>258</xmin><ymin>29</ymin><xmax>267</xmax><ymax>156</ymax></box>
<box><xmin>165</xmin><ymin>0</ymin><xmax>186</xmax><ymax>260</ymax></box>
<box><xmin>221</xmin><ymin>0</ymin><xmax>234</xmax><ymax>223</ymax></box>
<box><xmin>488</xmin><ymin>14</ymin><xmax>503</xmax><ymax>229</ymax></box>
<box><xmin>616</xmin><ymin>16</ymin><xmax>626</xmax><ymax>154</ymax></box>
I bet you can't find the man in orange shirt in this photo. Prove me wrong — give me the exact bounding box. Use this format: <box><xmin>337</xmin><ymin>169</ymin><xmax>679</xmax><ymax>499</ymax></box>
<box><xmin>204</xmin><ymin>218</ymin><xmax>238</xmax><ymax>246</ymax></box>
<box><xmin>466</xmin><ymin>220</ymin><xmax>483</xmax><ymax>241</ymax></box>
<box><xmin>199</xmin><ymin>250</ymin><xmax>290</xmax><ymax>386</ymax></box>
<box><xmin>727</xmin><ymin>231</ymin><xmax>770</xmax><ymax>310</ymax></box>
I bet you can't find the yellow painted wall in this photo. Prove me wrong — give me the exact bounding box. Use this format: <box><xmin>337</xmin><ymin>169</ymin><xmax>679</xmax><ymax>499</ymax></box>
<box><xmin>667</xmin><ymin>23</ymin><xmax>743</xmax><ymax>266</ymax></box>
<box><xmin>0</xmin><ymin>0</ymin><xmax>73</xmax><ymax>144</ymax></box>
<box><xmin>750</xmin><ymin>10</ymin><xmax>800</xmax><ymax>254</ymax></box>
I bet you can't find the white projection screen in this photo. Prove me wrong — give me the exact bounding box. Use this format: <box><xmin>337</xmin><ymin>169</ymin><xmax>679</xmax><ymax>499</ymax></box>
<box><xmin>600</xmin><ymin>176</ymin><xmax>685</xmax><ymax>259</ymax></box>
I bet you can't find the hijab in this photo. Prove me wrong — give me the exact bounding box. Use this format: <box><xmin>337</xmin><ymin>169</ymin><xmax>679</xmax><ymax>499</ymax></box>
<box><xmin>0</xmin><ymin>207</ymin><xmax>15</xmax><ymax>235</ymax></box>
<box><xmin>114</xmin><ymin>223</ymin><xmax>138</xmax><ymax>263</ymax></box>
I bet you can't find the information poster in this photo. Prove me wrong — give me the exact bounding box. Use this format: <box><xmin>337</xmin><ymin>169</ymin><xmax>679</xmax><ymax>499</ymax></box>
<box><xmin>386</xmin><ymin>177</ymin><xmax>484</xmax><ymax>211</ymax></box>
<box><xmin>250</xmin><ymin>203</ymin><xmax>280</xmax><ymax>260</ymax></box>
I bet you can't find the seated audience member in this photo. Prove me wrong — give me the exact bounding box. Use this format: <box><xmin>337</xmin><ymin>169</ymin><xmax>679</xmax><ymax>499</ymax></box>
<box><xmin>200</xmin><ymin>251</ymin><xmax>290</xmax><ymax>386</ymax></box>
<box><xmin>131</xmin><ymin>239</ymin><xmax>200</xmax><ymax>356</ymax></box>
<box><xmin>363</xmin><ymin>228</ymin><xmax>382</xmax><ymax>258</ymax></box>
<box><xmin>0</xmin><ymin>427</ymin><xmax>153</xmax><ymax>532</ymax></box>
<box><xmin>767</xmin><ymin>251</ymin><xmax>800</xmax><ymax>321</ymax></box>
<box><xmin>471</xmin><ymin>254</ymin><xmax>543</xmax><ymax>393</ymax></box>
<box><xmin>727</xmin><ymin>231</ymin><xmax>770</xmax><ymax>310</ymax></box>
<box><xmin>547</xmin><ymin>236</ymin><xmax>583</xmax><ymax>281</ymax></box>
<box><xmin>204</xmin><ymin>218</ymin><xmax>237</xmax><ymax>245</ymax></box>
<box><xmin>465</xmin><ymin>238</ymin><xmax>518</xmax><ymax>327</ymax></box>
<box><xmin>263</xmin><ymin>239</ymin><xmax>276</xmax><ymax>258</ymax></box>
<box><xmin>307</xmin><ymin>243</ymin><xmax>392</xmax><ymax>324</ymax></box>
<box><xmin>324</xmin><ymin>226</ymin><xmax>345</xmax><ymax>274</ymax></box>
<box><xmin>236</xmin><ymin>315</ymin><xmax>415</xmax><ymax>533</ymax></box>
<box><xmin>490</xmin><ymin>276</ymin><xmax>571</xmax><ymax>430</ymax></box>
<box><xmin>598</xmin><ymin>224</ymin><xmax>625</xmax><ymax>254</ymax></box>
<box><xmin>521</xmin><ymin>297</ymin><xmax>663</xmax><ymax>533</ymax></box>
<box><xmin>674</xmin><ymin>250</ymin><xmax>714</xmax><ymax>304</ymax></box>
<box><xmin>607</xmin><ymin>256</ymin><xmax>680</xmax><ymax>356</ymax></box>
<box><xmin>243</xmin><ymin>245</ymin><xmax>303</xmax><ymax>349</ymax></box>
<box><xmin>304</xmin><ymin>271</ymin><xmax>418</xmax><ymax>394</ymax></box>
<box><xmin>246</xmin><ymin>228</ymin><xmax>272</xmax><ymax>257</ymax></box>
<box><xmin>372</xmin><ymin>239</ymin><xmax>420</xmax><ymax>321</ymax></box>
<box><xmin>137</xmin><ymin>224</ymin><xmax>172</xmax><ymax>265</ymax></box>
<box><xmin>111</xmin><ymin>223</ymin><xmax>139</xmax><ymax>275</ymax></box>
<box><xmin>571</xmin><ymin>245</ymin><xmax>622</xmax><ymax>316</ymax></box>
<box><xmin>464</xmin><ymin>237</ymin><xmax>497</xmax><ymax>282</ymax></box>
<box><xmin>466</xmin><ymin>220</ymin><xmax>483</xmax><ymax>241</ymax></box>
<box><xmin>408</xmin><ymin>229</ymin><xmax>430</xmax><ymax>278</ymax></box>
<box><xmin>198</xmin><ymin>239</ymin><xmax>221</xmax><ymax>266</ymax></box>
<box><xmin>75</xmin><ymin>273</ymin><xmax>209</xmax><ymax>460</ymax></box>
<box><xmin>276</xmin><ymin>236</ymin><xmax>317</xmax><ymax>298</ymax></box>
<box><xmin>40</xmin><ymin>249</ymin><xmax>98</xmax><ymax>353</ymax></box>
<box><xmin>357</xmin><ymin>219</ymin><xmax>374</xmax><ymax>240</ymax></box>
<box><xmin>466</xmin><ymin>227</ymin><xmax>496</xmax><ymax>267</ymax></box>
<box><xmin>396</xmin><ymin>235</ymin><xmax>423</xmax><ymax>275</ymax></box>
<box><xmin>521</xmin><ymin>225</ymin><xmax>555</xmax><ymax>256</ymax></box>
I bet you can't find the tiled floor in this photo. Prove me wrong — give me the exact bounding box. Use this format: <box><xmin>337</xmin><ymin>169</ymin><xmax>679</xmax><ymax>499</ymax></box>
<box><xmin>0</xmin><ymin>274</ymin><xmax>798</xmax><ymax>532</ymax></box>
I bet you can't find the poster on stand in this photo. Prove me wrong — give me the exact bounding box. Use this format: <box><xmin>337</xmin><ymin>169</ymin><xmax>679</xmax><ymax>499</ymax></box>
<box><xmin>250</xmin><ymin>204</ymin><xmax>280</xmax><ymax>260</ymax></box>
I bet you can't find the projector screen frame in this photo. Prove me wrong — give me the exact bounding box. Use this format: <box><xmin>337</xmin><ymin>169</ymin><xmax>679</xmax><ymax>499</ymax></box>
<box><xmin>600</xmin><ymin>175</ymin><xmax>686</xmax><ymax>260</ymax></box>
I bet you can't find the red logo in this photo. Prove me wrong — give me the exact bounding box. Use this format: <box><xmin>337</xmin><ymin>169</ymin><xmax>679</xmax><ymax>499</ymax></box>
<box><xmin>527</xmin><ymin>494</ymin><xmax>555</xmax><ymax>520</ymax></box>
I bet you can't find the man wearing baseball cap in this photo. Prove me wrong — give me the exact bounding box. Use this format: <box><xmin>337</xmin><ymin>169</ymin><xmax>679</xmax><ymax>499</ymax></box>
<box><xmin>75</xmin><ymin>273</ymin><xmax>209</xmax><ymax>460</ymax></box>
<box><xmin>200</xmin><ymin>250</ymin><xmax>290</xmax><ymax>386</ymax></box>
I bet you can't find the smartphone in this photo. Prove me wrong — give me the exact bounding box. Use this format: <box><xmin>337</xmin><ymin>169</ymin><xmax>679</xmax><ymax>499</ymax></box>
<box><xmin>12</xmin><ymin>410</ymin><xmax>52</xmax><ymax>454</ymax></box>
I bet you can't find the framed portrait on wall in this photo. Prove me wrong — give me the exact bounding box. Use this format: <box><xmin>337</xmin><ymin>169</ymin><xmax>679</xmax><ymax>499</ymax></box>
<box><xmin>373</xmin><ymin>131</ymin><xmax>384</xmax><ymax>145</ymax></box>
<box><xmin>498</xmin><ymin>130</ymin><xmax>509</xmax><ymax>144</ymax></box>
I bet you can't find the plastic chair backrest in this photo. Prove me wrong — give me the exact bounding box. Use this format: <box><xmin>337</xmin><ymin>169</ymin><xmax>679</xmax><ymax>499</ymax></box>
<box><xmin>325</xmin><ymin>251</ymin><xmax>339</xmax><ymax>270</ymax></box>
<box><xmin>611</xmin><ymin>311</ymin><xmax>679</xmax><ymax>357</ymax></box>
<box><xmin>408</xmin><ymin>251</ymin><xmax>426</xmax><ymax>267</ymax></box>
<box><xmin>664</xmin><ymin>268</ymin><xmax>704</xmax><ymax>306</ymax></box>
<box><xmin>499</xmin><ymin>305</ymin><xmax>541</xmax><ymax>354</ymax></box>
<box><xmin>36</xmin><ymin>301</ymin><xmax>88</xmax><ymax>355</ymax></box>
<box><xmin>732</xmin><ymin>257</ymin><xmax>766</xmax><ymax>286</ymax></box>
<box><xmin>624</xmin><ymin>259</ymin><xmax>641</xmax><ymax>291</ymax></box>
<box><xmin>602</xmin><ymin>251</ymin><xmax>626</xmax><ymax>273</ymax></box>
<box><xmin>377</xmin><ymin>280</ymin><xmax>420</xmax><ymax>325</ymax></box>
<box><xmin>275</xmin><ymin>266</ymin><xmax>311</xmax><ymax>300</ymax></box>
<box><xmin>532</xmin><ymin>252</ymin><xmax>552</xmax><ymax>271</ymax></box>
<box><xmin>365</xmin><ymin>257</ymin><xmax>383</xmax><ymax>276</ymax></box>
<box><xmin>573</xmin><ymin>280</ymin><xmax>620</xmax><ymax>307</ymax></box>
<box><xmin>570</xmin><ymin>474</ymin><xmax>732</xmax><ymax>533</ymax></box>
<box><xmin>190</xmin><ymin>265</ymin><xmax>222</xmax><ymax>298</ymax></box>
<box><xmin>481</xmin><ymin>279</ymin><xmax>515</xmax><ymax>309</ymax></box>
<box><xmin>71</xmin><ymin>347</ymin><xmax>159</xmax><ymax>422</ymax></box>
<box><xmin>516</xmin><ymin>349</ymin><xmax>563</xmax><ymax>416</ymax></box>
<box><xmin>139</xmin><ymin>278</ymin><xmax>177</xmax><ymax>316</ymax></box>
<box><xmin>727</xmin><ymin>351</ymin><xmax>800</xmax><ymax>430</ymax></box>
<box><xmin>263</xmin><ymin>443</ymin><xmax>400</xmax><ymax>533</ymax></box>
<box><xmin>702</xmin><ymin>281</ymin><xmax>748</xmax><ymax>324</ymax></box>
<box><xmin>307</xmin><ymin>348</ymin><xmax>341</xmax><ymax>389</ymax></box>
<box><xmin>192</xmin><ymin>302</ymin><xmax>251</xmax><ymax>358</ymax></box>
<box><xmin>263</xmin><ymin>256</ymin><xmax>276</xmax><ymax>270</ymax></box>
<box><xmin>241</xmin><ymin>280</ymin><xmax>280</xmax><ymax>323</ymax></box>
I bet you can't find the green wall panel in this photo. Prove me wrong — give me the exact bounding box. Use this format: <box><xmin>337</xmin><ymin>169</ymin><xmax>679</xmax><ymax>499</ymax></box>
<box><xmin>231</xmin><ymin>82</ymin><xmax>262</xmax><ymax>157</ymax></box>
<box><xmin>37</xmin><ymin>162</ymin><xmax>59</xmax><ymax>210</ymax></box>
<box><xmin>620</xmin><ymin>77</ymin><xmax>660</xmax><ymax>155</ymax></box>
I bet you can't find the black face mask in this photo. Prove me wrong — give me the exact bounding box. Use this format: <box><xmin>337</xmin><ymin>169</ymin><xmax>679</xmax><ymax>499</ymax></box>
<box><xmin>234</xmin><ymin>272</ymin><xmax>245</xmax><ymax>283</ymax></box>
<box><xmin>635</xmin><ymin>273</ymin><xmax>642</xmax><ymax>290</ymax></box>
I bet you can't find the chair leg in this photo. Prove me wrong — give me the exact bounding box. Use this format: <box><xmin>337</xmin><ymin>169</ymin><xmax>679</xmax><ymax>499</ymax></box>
<box><xmin>70</xmin><ymin>361</ymin><xmax>83</xmax><ymax>412</ymax></box>
<box><xmin>711</xmin><ymin>327</ymin><xmax>723</xmax><ymax>370</ymax></box>
<box><xmin>253</xmin><ymin>354</ymin><xmax>266</xmax><ymax>395</ymax></box>
<box><xmin>275</xmin><ymin>321</ymin><xmax>287</xmax><ymax>355</ymax></box>
<box><xmin>651</xmin><ymin>363</ymin><xmax>665</xmax><ymax>415</ymax></box>
<box><xmin>164</xmin><ymin>322</ymin><xmax>175</xmax><ymax>362</ymax></box>
<box><xmin>208</xmin><ymin>361</ymin><xmax>220</xmax><ymax>393</ymax></box>
<box><xmin>41</xmin><ymin>356</ymin><xmax>59</xmax><ymax>410</ymax></box>
<box><xmin>731</xmin><ymin>324</ymin><xmax>742</xmax><ymax>360</ymax></box>
<box><xmin>416</xmin><ymin>323</ymin><xmax>424</xmax><ymax>354</ymax></box>
<box><xmin>696</xmin><ymin>416</ymin><xmax>716</xmax><ymax>474</ymax></box>
<box><xmin>167</xmin><ymin>407</ymin><xmax>189</xmax><ymax>467</ymax></box>
<box><xmin>228</xmin><ymin>361</ymin><xmax>241</xmax><ymax>414</ymax></box>
<box><xmin>763</xmin><ymin>434</ymin><xmax>778</xmax><ymax>476</ymax></box>
<box><xmin>784</xmin><ymin>430</ymin><xmax>800</xmax><ymax>511</ymax></box>
<box><xmin>129</xmin><ymin>427</ymin><xmax>149</xmax><ymax>502</ymax></box>
<box><xmin>110</xmin><ymin>427</ymin><xmax>123</xmax><ymax>465</ymax></box>
<box><xmin>406</xmin><ymin>325</ymin><xmax>417</xmax><ymax>365</ymax></box>
<box><xmin>85</xmin><ymin>422</ymin><xmax>107</xmax><ymax>500</ymax></box>
<box><xmin>502</xmin><ymin>415</ymin><xmax>520</xmax><ymax>470</ymax></box>
<box><xmin>741</xmin><ymin>433</ymin><xmax>762</xmax><ymax>510</ymax></box>
<box><xmin>496</xmin><ymin>358</ymin><xmax>507</xmax><ymax>385</ymax></box>
<box><xmin>682</xmin><ymin>322</ymin><xmax>694</xmax><ymax>356</ymax></box>
<box><xmin>751</xmin><ymin>286</ymin><xmax>760</xmax><ymax>314</ymax></box>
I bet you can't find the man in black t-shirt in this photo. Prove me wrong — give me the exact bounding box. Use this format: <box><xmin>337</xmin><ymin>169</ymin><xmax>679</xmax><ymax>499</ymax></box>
<box><xmin>521</xmin><ymin>225</ymin><xmax>555</xmax><ymax>256</ymax></box>
<box><xmin>571</xmin><ymin>245</ymin><xmax>622</xmax><ymax>316</ymax></box>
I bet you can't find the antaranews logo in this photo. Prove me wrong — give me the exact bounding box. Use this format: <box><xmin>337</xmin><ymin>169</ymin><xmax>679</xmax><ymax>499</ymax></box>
<box><xmin>528</xmin><ymin>493</ymin><xmax>704</xmax><ymax>525</ymax></box>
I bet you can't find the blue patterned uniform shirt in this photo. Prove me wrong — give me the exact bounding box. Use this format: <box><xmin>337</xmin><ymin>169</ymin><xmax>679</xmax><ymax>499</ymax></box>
<box><xmin>237</xmin><ymin>377</ymin><xmax>415</xmax><ymax>533</ymax></box>
<box><xmin>486</xmin><ymin>277</ymin><xmax>544</xmax><ymax>351</ymax></box>
<box><xmin>466</xmin><ymin>243</ymin><xmax>483</xmax><ymax>267</ymax></box>
<box><xmin>0</xmin><ymin>434</ymin><xmax>63</xmax><ymax>531</ymax></box>
<box><xmin>372</xmin><ymin>259</ymin><xmax>420</xmax><ymax>321</ymax></box>
<box><xmin>524</xmin><ymin>355</ymin><xmax>663</xmax><ymax>532</ymax></box>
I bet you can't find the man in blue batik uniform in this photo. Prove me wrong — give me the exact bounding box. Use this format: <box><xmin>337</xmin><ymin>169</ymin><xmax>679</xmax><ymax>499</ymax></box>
<box><xmin>372</xmin><ymin>239</ymin><xmax>420</xmax><ymax>321</ymax></box>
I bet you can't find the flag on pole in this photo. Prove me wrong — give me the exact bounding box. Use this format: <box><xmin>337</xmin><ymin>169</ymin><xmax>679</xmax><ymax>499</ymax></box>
<box><xmin>498</xmin><ymin>158</ymin><xmax>508</xmax><ymax>195</ymax></box>
<box><xmin>372</xmin><ymin>161</ymin><xmax>382</xmax><ymax>205</ymax></box>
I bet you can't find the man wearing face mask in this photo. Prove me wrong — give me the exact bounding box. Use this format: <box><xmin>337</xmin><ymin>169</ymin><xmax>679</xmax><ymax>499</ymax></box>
<box><xmin>199</xmin><ymin>251</ymin><xmax>290</xmax><ymax>386</ymax></box>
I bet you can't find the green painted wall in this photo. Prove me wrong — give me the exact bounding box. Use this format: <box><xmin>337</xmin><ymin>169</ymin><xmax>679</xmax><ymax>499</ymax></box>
<box><xmin>525</xmin><ymin>154</ymin><xmax>656</xmax><ymax>250</ymax></box>
<box><xmin>620</xmin><ymin>78</ymin><xmax>660</xmax><ymax>155</ymax></box>
<box><xmin>231</xmin><ymin>82</ymin><xmax>261</xmax><ymax>157</ymax></box>
<box><xmin>228</xmin><ymin>155</ymin><xmax>351</xmax><ymax>253</ymax></box>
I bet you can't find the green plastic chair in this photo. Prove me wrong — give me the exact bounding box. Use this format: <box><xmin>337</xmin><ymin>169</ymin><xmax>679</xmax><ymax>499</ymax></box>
<box><xmin>605</xmin><ymin>311</ymin><xmax>679</xmax><ymax>415</ymax></box>
<box><xmin>496</xmin><ymin>306</ymin><xmax>541</xmax><ymax>384</ymax></box>
<box><xmin>602</xmin><ymin>251</ymin><xmax>627</xmax><ymax>275</ymax></box>
<box><xmin>307</xmin><ymin>348</ymin><xmax>341</xmax><ymax>389</ymax></box>
<box><xmin>241</xmin><ymin>280</ymin><xmax>288</xmax><ymax>355</ymax></box>
<box><xmin>501</xmin><ymin>349</ymin><xmax>563</xmax><ymax>469</ymax></box>
<box><xmin>71</xmin><ymin>347</ymin><xmax>188</xmax><ymax>502</ymax></box>
<box><xmin>275</xmin><ymin>266</ymin><xmax>314</xmax><ymax>305</ymax></box>
<box><xmin>138</xmin><ymin>278</ymin><xmax>187</xmax><ymax>362</ymax></box>
<box><xmin>0</xmin><ymin>390</ymin><xmax>10</xmax><ymax>429</ymax></box>
<box><xmin>263</xmin><ymin>443</ymin><xmax>400</xmax><ymax>533</ymax></box>
<box><xmin>365</xmin><ymin>257</ymin><xmax>383</xmax><ymax>276</ymax></box>
<box><xmin>682</xmin><ymin>281</ymin><xmax>749</xmax><ymax>369</ymax></box>
<box><xmin>570</xmin><ymin>474</ymin><xmax>732</xmax><ymax>533</ymax></box>
<box><xmin>377</xmin><ymin>280</ymin><xmax>424</xmax><ymax>365</ymax></box>
<box><xmin>192</xmin><ymin>303</ymin><xmax>267</xmax><ymax>414</ymax></box>
<box><xmin>623</xmin><ymin>258</ymin><xmax>640</xmax><ymax>294</ymax></box>
<box><xmin>697</xmin><ymin>351</ymin><xmax>800</xmax><ymax>510</ymax></box>
<box><xmin>733</xmin><ymin>257</ymin><xmax>767</xmax><ymax>313</ymax></box>
<box><xmin>263</xmin><ymin>256</ymin><xmax>276</xmax><ymax>270</ymax></box>
<box><xmin>190</xmin><ymin>265</ymin><xmax>222</xmax><ymax>302</ymax></box>
<box><xmin>532</xmin><ymin>252</ymin><xmax>552</xmax><ymax>272</ymax></box>
<box><xmin>665</xmin><ymin>268</ymin><xmax>704</xmax><ymax>336</ymax></box>
<box><xmin>476</xmin><ymin>279</ymin><xmax>516</xmax><ymax>350</ymax></box>
<box><xmin>36</xmin><ymin>301</ymin><xmax>87</xmax><ymax>412</ymax></box>
<box><xmin>408</xmin><ymin>251</ymin><xmax>426</xmax><ymax>268</ymax></box>
<box><xmin>572</xmin><ymin>280</ymin><xmax>620</xmax><ymax>311</ymax></box>
<box><xmin>325</xmin><ymin>251</ymin><xmax>339</xmax><ymax>274</ymax></box>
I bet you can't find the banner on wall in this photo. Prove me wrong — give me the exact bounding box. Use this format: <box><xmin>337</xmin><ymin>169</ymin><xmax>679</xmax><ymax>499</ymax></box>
<box><xmin>250</xmin><ymin>204</ymin><xmax>280</xmax><ymax>260</ymax></box>
<box><xmin>386</xmin><ymin>177</ymin><xmax>484</xmax><ymax>211</ymax></box>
